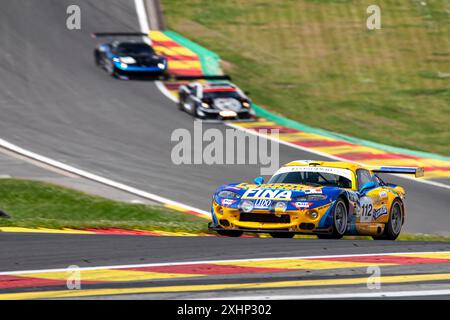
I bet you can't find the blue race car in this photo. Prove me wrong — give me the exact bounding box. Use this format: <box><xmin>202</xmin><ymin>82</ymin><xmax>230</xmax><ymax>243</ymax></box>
<box><xmin>92</xmin><ymin>32</ymin><xmax>168</xmax><ymax>80</ymax></box>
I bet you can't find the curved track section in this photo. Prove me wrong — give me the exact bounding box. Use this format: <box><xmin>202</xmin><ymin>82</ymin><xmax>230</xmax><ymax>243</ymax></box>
<box><xmin>1</xmin><ymin>0</ymin><xmax>450</xmax><ymax>300</ymax></box>
<box><xmin>0</xmin><ymin>1</ymin><xmax>448</xmax><ymax>234</ymax></box>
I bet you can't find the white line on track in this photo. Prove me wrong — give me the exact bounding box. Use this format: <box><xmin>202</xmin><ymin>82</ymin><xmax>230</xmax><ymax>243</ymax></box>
<box><xmin>134</xmin><ymin>0</ymin><xmax>150</xmax><ymax>40</ymax></box>
<box><xmin>1</xmin><ymin>251</ymin><xmax>448</xmax><ymax>276</ymax></box>
<box><xmin>202</xmin><ymin>289</ymin><xmax>450</xmax><ymax>300</ymax></box>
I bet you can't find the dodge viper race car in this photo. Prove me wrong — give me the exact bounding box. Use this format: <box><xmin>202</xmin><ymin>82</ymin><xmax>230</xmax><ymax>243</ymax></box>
<box><xmin>178</xmin><ymin>82</ymin><xmax>256</xmax><ymax>120</ymax></box>
<box><xmin>209</xmin><ymin>160</ymin><xmax>424</xmax><ymax>240</ymax></box>
<box><xmin>92</xmin><ymin>32</ymin><xmax>168</xmax><ymax>79</ymax></box>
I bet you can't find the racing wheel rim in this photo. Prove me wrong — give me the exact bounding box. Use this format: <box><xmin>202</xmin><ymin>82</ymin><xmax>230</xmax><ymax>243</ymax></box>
<box><xmin>391</xmin><ymin>202</ymin><xmax>402</xmax><ymax>235</ymax></box>
<box><xmin>334</xmin><ymin>201</ymin><xmax>347</xmax><ymax>234</ymax></box>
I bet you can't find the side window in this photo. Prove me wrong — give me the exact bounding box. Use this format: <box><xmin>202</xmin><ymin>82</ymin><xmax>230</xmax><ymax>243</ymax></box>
<box><xmin>372</xmin><ymin>174</ymin><xmax>383</xmax><ymax>187</ymax></box>
<box><xmin>357</xmin><ymin>169</ymin><xmax>372</xmax><ymax>189</ymax></box>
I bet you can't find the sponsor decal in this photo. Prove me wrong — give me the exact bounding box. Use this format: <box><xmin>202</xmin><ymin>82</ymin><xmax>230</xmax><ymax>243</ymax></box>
<box><xmin>254</xmin><ymin>199</ymin><xmax>272</xmax><ymax>209</ymax></box>
<box><xmin>221</xmin><ymin>199</ymin><xmax>236</xmax><ymax>207</ymax></box>
<box><xmin>373</xmin><ymin>206</ymin><xmax>388</xmax><ymax>220</ymax></box>
<box><xmin>304</xmin><ymin>188</ymin><xmax>323</xmax><ymax>194</ymax></box>
<box><xmin>241</xmin><ymin>188</ymin><xmax>293</xmax><ymax>200</ymax></box>
<box><xmin>379</xmin><ymin>191</ymin><xmax>388</xmax><ymax>199</ymax></box>
<box><xmin>358</xmin><ymin>196</ymin><xmax>374</xmax><ymax>223</ymax></box>
<box><xmin>293</xmin><ymin>201</ymin><xmax>312</xmax><ymax>209</ymax></box>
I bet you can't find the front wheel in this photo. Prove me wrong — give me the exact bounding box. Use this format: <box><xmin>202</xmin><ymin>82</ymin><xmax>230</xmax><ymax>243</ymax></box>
<box><xmin>216</xmin><ymin>230</ymin><xmax>243</xmax><ymax>237</ymax></box>
<box><xmin>94</xmin><ymin>50</ymin><xmax>101</xmax><ymax>66</ymax></box>
<box><xmin>317</xmin><ymin>198</ymin><xmax>348</xmax><ymax>240</ymax></box>
<box><xmin>373</xmin><ymin>199</ymin><xmax>403</xmax><ymax>240</ymax></box>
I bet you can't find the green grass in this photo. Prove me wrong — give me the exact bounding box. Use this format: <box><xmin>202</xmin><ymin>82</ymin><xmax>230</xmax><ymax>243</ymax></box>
<box><xmin>0</xmin><ymin>179</ymin><xmax>208</xmax><ymax>233</ymax></box>
<box><xmin>162</xmin><ymin>0</ymin><xmax>450</xmax><ymax>155</ymax></box>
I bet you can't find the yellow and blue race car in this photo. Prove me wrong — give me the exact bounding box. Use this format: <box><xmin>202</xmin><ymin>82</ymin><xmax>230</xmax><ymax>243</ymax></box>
<box><xmin>208</xmin><ymin>160</ymin><xmax>424</xmax><ymax>240</ymax></box>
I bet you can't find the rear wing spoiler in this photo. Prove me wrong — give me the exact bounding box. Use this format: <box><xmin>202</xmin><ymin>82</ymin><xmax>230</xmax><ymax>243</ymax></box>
<box><xmin>371</xmin><ymin>166</ymin><xmax>424</xmax><ymax>178</ymax></box>
<box><xmin>174</xmin><ymin>75</ymin><xmax>232</xmax><ymax>81</ymax></box>
<box><xmin>91</xmin><ymin>32</ymin><xmax>148</xmax><ymax>38</ymax></box>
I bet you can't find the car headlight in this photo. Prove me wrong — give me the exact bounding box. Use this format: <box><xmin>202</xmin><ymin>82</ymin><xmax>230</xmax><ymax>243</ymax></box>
<box><xmin>239</xmin><ymin>200</ymin><xmax>253</xmax><ymax>213</ymax></box>
<box><xmin>308</xmin><ymin>211</ymin><xmax>319</xmax><ymax>219</ymax></box>
<box><xmin>157</xmin><ymin>62</ymin><xmax>166</xmax><ymax>69</ymax></box>
<box><xmin>242</xmin><ymin>101</ymin><xmax>250</xmax><ymax>108</ymax></box>
<box><xmin>119</xmin><ymin>57</ymin><xmax>136</xmax><ymax>64</ymax></box>
<box><xmin>217</xmin><ymin>190</ymin><xmax>241</xmax><ymax>199</ymax></box>
<box><xmin>272</xmin><ymin>201</ymin><xmax>287</xmax><ymax>213</ymax></box>
<box><xmin>294</xmin><ymin>194</ymin><xmax>327</xmax><ymax>201</ymax></box>
<box><xmin>201</xmin><ymin>102</ymin><xmax>210</xmax><ymax>108</ymax></box>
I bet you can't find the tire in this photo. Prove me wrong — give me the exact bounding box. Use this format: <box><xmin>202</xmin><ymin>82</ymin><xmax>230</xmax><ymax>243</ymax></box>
<box><xmin>109</xmin><ymin>66</ymin><xmax>119</xmax><ymax>79</ymax></box>
<box><xmin>269</xmin><ymin>232</ymin><xmax>295</xmax><ymax>239</ymax></box>
<box><xmin>373</xmin><ymin>199</ymin><xmax>403</xmax><ymax>240</ymax></box>
<box><xmin>317</xmin><ymin>198</ymin><xmax>348</xmax><ymax>240</ymax></box>
<box><xmin>94</xmin><ymin>50</ymin><xmax>101</xmax><ymax>66</ymax></box>
<box><xmin>216</xmin><ymin>229</ymin><xmax>243</xmax><ymax>237</ymax></box>
<box><xmin>178</xmin><ymin>94</ymin><xmax>184</xmax><ymax>110</ymax></box>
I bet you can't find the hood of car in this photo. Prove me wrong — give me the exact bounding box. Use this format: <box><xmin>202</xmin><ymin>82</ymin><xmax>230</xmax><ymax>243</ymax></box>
<box><xmin>220</xmin><ymin>183</ymin><xmax>329</xmax><ymax>200</ymax></box>
<box><xmin>212</xmin><ymin>98</ymin><xmax>243</xmax><ymax>112</ymax></box>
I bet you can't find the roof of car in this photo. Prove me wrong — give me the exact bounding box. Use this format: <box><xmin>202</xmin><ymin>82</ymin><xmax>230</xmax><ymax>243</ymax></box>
<box><xmin>284</xmin><ymin>160</ymin><xmax>364</xmax><ymax>172</ymax></box>
<box><xmin>201</xmin><ymin>82</ymin><xmax>237</xmax><ymax>93</ymax></box>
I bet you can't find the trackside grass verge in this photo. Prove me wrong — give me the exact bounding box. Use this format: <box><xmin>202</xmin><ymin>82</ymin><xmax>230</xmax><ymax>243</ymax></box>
<box><xmin>162</xmin><ymin>0</ymin><xmax>450</xmax><ymax>156</ymax></box>
<box><xmin>0</xmin><ymin>179</ymin><xmax>208</xmax><ymax>233</ymax></box>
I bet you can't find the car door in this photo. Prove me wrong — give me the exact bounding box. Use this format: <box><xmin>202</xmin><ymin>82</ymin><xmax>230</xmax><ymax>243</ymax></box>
<box><xmin>356</xmin><ymin>169</ymin><xmax>375</xmax><ymax>223</ymax></box>
<box><xmin>356</xmin><ymin>169</ymin><xmax>391</xmax><ymax>224</ymax></box>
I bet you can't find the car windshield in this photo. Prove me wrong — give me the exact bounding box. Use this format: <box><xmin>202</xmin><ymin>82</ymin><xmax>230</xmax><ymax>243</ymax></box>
<box><xmin>116</xmin><ymin>43</ymin><xmax>154</xmax><ymax>56</ymax></box>
<box><xmin>268</xmin><ymin>167</ymin><xmax>353</xmax><ymax>188</ymax></box>
<box><xmin>203</xmin><ymin>91</ymin><xmax>241</xmax><ymax>99</ymax></box>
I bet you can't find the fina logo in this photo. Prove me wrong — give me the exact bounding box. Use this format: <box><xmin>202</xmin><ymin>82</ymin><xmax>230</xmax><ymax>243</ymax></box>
<box><xmin>242</xmin><ymin>189</ymin><xmax>292</xmax><ymax>200</ymax></box>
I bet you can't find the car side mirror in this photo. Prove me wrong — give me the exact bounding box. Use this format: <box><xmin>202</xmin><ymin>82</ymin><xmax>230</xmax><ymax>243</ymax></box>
<box><xmin>253</xmin><ymin>177</ymin><xmax>264</xmax><ymax>185</ymax></box>
<box><xmin>359</xmin><ymin>181</ymin><xmax>376</xmax><ymax>194</ymax></box>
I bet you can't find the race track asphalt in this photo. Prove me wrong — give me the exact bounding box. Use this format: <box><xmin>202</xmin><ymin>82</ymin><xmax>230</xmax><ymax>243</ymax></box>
<box><xmin>0</xmin><ymin>0</ymin><xmax>450</xmax><ymax>299</ymax></box>
<box><xmin>0</xmin><ymin>0</ymin><xmax>448</xmax><ymax>235</ymax></box>
<box><xmin>2</xmin><ymin>232</ymin><xmax>450</xmax><ymax>272</ymax></box>
<box><xmin>0</xmin><ymin>0</ymin><xmax>450</xmax><ymax>252</ymax></box>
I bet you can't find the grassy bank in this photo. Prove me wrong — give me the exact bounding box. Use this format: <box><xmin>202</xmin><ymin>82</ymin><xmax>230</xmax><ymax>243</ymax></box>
<box><xmin>162</xmin><ymin>0</ymin><xmax>450</xmax><ymax>155</ymax></box>
<box><xmin>0</xmin><ymin>179</ymin><xmax>207</xmax><ymax>233</ymax></box>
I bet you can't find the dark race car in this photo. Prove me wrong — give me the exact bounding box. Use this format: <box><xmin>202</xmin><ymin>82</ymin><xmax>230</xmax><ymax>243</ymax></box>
<box><xmin>178</xmin><ymin>82</ymin><xmax>256</xmax><ymax>121</ymax></box>
<box><xmin>92</xmin><ymin>32</ymin><xmax>168</xmax><ymax>80</ymax></box>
